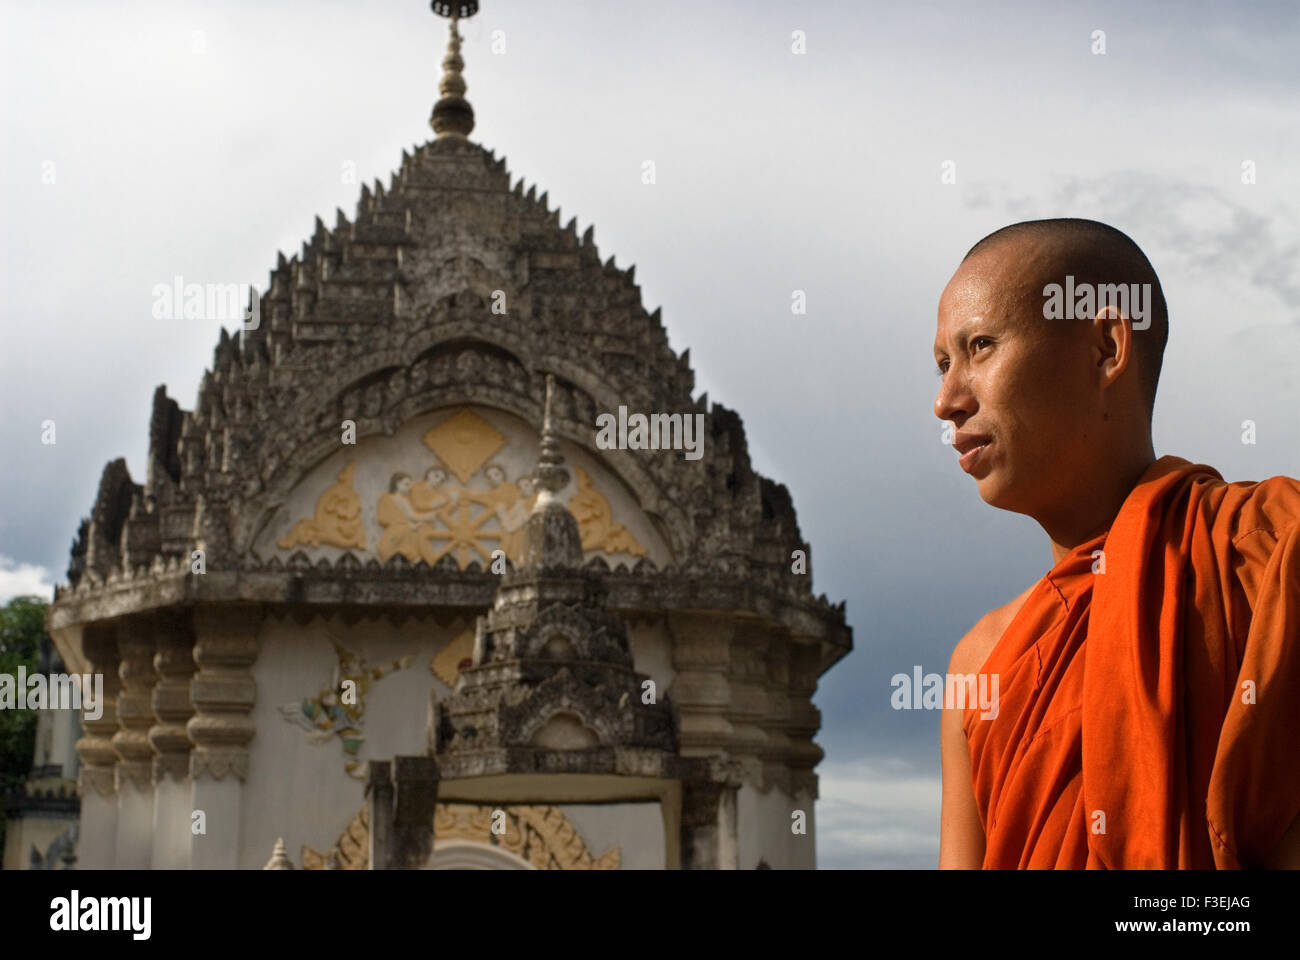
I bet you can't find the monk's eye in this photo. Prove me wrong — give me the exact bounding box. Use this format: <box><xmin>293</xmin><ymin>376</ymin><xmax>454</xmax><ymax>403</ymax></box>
<box><xmin>971</xmin><ymin>336</ymin><xmax>993</xmax><ymax>352</ymax></box>
<box><xmin>935</xmin><ymin>360</ymin><xmax>948</xmax><ymax>377</ymax></box>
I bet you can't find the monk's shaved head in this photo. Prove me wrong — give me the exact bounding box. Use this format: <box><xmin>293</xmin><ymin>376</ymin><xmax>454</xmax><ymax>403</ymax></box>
<box><xmin>935</xmin><ymin>218</ymin><xmax>1166</xmax><ymax>546</ymax></box>
<box><xmin>963</xmin><ymin>219</ymin><xmax>1168</xmax><ymax>415</ymax></box>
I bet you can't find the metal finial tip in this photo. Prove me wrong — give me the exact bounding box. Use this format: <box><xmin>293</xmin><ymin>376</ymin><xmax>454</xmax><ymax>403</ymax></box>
<box><xmin>533</xmin><ymin>374</ymin><xmax>568</xmax><ymax>499</ymax></box>
<box><xmin>430</xmin><ymin>3</ymin><xmax>476</xmax><ymax>137</ymax></box>
<box><xmin>431</xmin><ymin>1</ymin><xmax>479</xmax><ymax>18</ymax></box>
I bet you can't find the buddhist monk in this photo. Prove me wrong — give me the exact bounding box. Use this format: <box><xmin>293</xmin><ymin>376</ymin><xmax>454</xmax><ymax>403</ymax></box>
<box><xmin>934</xmin><ymin>218</ymin><xmax>1300</xmax><ymax>869</ymax></box>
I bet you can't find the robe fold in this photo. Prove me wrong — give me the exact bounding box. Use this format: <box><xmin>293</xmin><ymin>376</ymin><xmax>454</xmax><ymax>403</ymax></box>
<box><xmin>965</xmin><ymin>456</ymin><xmax>1300</xmax><ymax>868</ymax></box>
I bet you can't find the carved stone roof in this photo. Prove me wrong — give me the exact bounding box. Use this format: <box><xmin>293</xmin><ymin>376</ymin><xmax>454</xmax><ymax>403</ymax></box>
<box><xmin>53</xmin><ymin>68</ymin><xmax>850</xmax><ymax>672</ymax></box>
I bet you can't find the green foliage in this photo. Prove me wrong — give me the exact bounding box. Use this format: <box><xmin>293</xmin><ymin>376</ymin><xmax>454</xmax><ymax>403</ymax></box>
<box><xmin>0</xmin><ymin>595</ymin><xmax>48</xmax><ymax>860</ymax></box>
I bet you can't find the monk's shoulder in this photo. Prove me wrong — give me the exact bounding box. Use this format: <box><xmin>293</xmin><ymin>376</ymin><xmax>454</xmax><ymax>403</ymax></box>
<box><xmin>949</xmin><ymin>583</ymin><xmax>1037</xmax><ymax>676</ymax></box>
<box><xmin>1228</xmin><ymin>474</ymin><xmax>1300</xmax><ymax>540</ymax></box>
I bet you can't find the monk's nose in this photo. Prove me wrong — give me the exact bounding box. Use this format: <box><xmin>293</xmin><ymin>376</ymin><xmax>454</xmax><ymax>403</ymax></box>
<box><xmin>935</xmin><ymin>369</ymin><xmax>974</xmax><ymax>423</ymax></box>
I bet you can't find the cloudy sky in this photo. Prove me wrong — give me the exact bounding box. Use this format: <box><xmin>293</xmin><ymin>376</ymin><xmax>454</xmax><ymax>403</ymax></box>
<box><xmin>2</xmin><ymin>1</ymin><xmax>1296</xmax><ymax>868</ymax></box>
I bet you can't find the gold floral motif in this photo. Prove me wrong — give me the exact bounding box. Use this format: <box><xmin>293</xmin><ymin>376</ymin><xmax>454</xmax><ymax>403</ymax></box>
<box><xmin>301</xmin><ymin>802</ymin><xmax>621</xmax><ymax>870</ymax></box>
<box><xmin>302</xmin><ymin>805</ymin><xmax>370</xmax><ymax>870</ymax></box>
<box><xmin>433</xmin><ymin>803</ymin><xmax>621</xmax><ymax>869</ymax></box>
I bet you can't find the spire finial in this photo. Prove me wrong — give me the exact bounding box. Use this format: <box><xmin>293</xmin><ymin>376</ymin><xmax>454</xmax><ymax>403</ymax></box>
<box><xmin>533</xmin><ymin>374</ymin><xmax>569</xmax><ymax>507</ymax></box>
<box><xmin>518</xmin><ymin>374</ymin><xmax>583</xmax><ymax>569</ymax></box>
<box><xmin>430</xmin><ymin>3</ymin><xmax>479</xmax><ymax>138</ymax></box>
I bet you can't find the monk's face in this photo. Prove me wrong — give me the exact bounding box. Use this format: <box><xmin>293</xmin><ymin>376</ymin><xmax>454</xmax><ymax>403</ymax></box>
<box><xmin>934</xmin><ymin>244</ymin><xmax>1104</xmax><ymax>516</ymax></box>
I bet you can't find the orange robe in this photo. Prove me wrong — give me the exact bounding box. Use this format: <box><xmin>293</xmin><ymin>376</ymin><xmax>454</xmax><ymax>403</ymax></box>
<box><xmin>965</xmin><ymin>456</ymin><xmax>1300</xmax><ymax>868</ymax></box>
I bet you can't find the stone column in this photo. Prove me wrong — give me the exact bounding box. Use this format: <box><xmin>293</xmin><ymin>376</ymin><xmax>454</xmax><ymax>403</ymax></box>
<box><xmin>112</xmin><ymin>623</ymin><xmax>158</xmax><ymax>868</ymax></box>
<box><xmin>786</xmin><ymin>642</ymin><xmax>823</xmax><ymax>870</ymax></box>
<box><xmin>74</xmin><ymin>625</ymin><xmax>121</xmax><ymax>868</ymax></box>
<box><xmin>727</xmin><ymin>632</ymin><xmax>772</xmax><ymax>787</ymax></box>
<box><xmin>680</xmin><ymin>762</ymin><xmax>741</xmax><ymax>870</ymax></box>
<box><xmin>671</xmin><ymin>614</ymin><xmax>739</xmax><ymax>869</ymax></box>
<box><xmin>150</xmin><ymin>614</ymin><xmax>195</xmax><ymax>868</ymax></box>
<box><xmin>390</xmin><ymin>757</ymin><xmax>439</xmax><ymax>869</ymax></box>
<box><xmin>187</xmin><ymin>605</ymin><xmax>260</xmax><ymax>869</ymax></box>
<box><xmin>668</xmin><ymin>613</ymin><xmax>734</xmax><ymax>756</ymax></box>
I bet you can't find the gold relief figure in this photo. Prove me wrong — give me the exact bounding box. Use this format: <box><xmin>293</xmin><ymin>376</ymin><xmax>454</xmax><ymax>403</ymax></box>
<box><xmin>409</xmin><ymin>465</ymin><xmax>463</xmax><ymax>565</ymax></box>
<box><xmin>277</xmin><ymin>461</ymin><xmax>368</xmax><ymax>550</ymax></box>
<box><xmin>568</xmin><ymin>466</ymin><xmax>645</xmax><ymax>557</ymax></box>
<box><xmin>470</xmin><ymin>464</ymin><xmax>526</xmax><ymax>565</ymax></box>
<box><xmin>437</xmin><ymin>492</ymin><xmax>503</xmax><ymax>567</ymax></box>
<box><xmin>496</xmin><ymin>474</ymin><xmax>538</xmax><ymax>564</ymax></box>
<box><xmin>471</xmin><ymin>462</ymin><xmax>519</xmax><ymax>512</ymax></box>
<box><xmin>409</xmin><ymin>464</ymin><xmax>459</xmax><ymax>515</ymax></box>
<box><xmin>376</xmin><ymin>472</ymin><xmax>449</xmax><ymax>564</ymax></box>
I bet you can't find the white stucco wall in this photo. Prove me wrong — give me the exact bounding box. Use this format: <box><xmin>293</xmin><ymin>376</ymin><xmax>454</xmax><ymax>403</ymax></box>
<box><xmin>737</xmin><ymin>781</ymin><xmax>817</xmax><ymax>870</ymax></box>
<box><xmin>240</xmin><ymin>614</ymin><xmax>468</xmax><ymax>869</ymax></box>
<box><xmin>626</xmin><ymin>618</ymin><xmax>675</xmax><ymax>706</ymax></box>
<box><xmin>559</xmin><ymin>802</ymin><xmax>665</xmax><ymax>869</ymax></box>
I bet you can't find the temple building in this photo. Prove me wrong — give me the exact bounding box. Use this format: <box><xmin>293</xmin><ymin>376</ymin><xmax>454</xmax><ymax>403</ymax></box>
<box><xmin>37</xmin><ymin>6</ymin><xmax>850</xmax><ymax>870</ymax></box>
<box><xmin>1</xmin><ymin>632</ymin><xmax>81</xmax><ymax>869</ymax></box>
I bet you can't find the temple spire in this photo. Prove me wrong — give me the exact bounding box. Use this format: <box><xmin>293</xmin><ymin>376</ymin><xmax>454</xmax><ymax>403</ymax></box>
<box><xmin>430</xmin><ymin>3</ymin><xmax>479</xmax><ymax>139</ymax></box>
<box><xmin>533</xmin><ymin>374</ymin><xmax>569</xmax><ymax>510</ymax></box>
<box><xmin>519</xmin><ymin>374</ymin><xmax>583</xmax><ymax>569</ymax></box>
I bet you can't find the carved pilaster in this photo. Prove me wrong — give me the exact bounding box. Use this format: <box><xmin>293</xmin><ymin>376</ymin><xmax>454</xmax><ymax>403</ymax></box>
<box><xmin>786</xmin><ymin>642</ymin><xmax>824</xmax><ymax>800</ymax></box>
<box><xmin>187</xmin><ymin>605</ymin><xmax>260</xmax><ymax>781</ymax></box>
<box><xmin>727</xmin><ymin>630</ymin><xmax>771</xmax><ymax>786</ymax></box>
<box><xmin>390</xmin><ymin>757</ymin><xmax>439</xmax><ymax>870</ymax></box>
<box><xmin>668</xmin><ymin>613</ymin><xmax>734</xmax><ymax>756</ymax></box>
<box><xmin>680</xmin><ymin>756</ymin><xmax>743</xmax><ymax>870</ymax></box>
<box><xmin>150</xmin><ymin>614</ymin><xmax>196</xmax><ymax>783</ymax></box>
<box><xmin>75</xmin><ymin>625</ymin><xmax>121</xmax><ymax>798</ymax></box>
<box><xmin>112</xmin><ymin>625</ymin><xmax>158</xmax><ymax>792</ymax></box>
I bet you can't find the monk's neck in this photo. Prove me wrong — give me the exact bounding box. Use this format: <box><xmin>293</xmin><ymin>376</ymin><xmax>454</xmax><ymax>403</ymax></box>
<box><xmin>1042</xmin><ymin>453</ymin><xmax>1156</xmax><ymax>565</ymax></box>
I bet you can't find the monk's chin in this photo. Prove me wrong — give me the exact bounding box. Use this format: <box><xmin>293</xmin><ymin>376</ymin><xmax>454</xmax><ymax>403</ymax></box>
<box><xmin>974</xmin><ymin>474</ymin><xmax>1023</xmax><ymax>513</ymax></box>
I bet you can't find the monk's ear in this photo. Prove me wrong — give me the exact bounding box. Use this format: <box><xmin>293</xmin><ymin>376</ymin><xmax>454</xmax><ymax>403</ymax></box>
<box><xmin>1092</xmin><ymin>304</ymin><xmax>1133</xmax><ymax>390</ymax></box>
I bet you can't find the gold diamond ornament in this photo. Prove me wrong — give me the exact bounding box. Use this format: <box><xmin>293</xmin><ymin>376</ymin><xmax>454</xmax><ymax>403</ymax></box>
<box><xmin>422</xmin><ymin>409</ymin><xmax>507</xmax><ymax>483</ymax></box>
